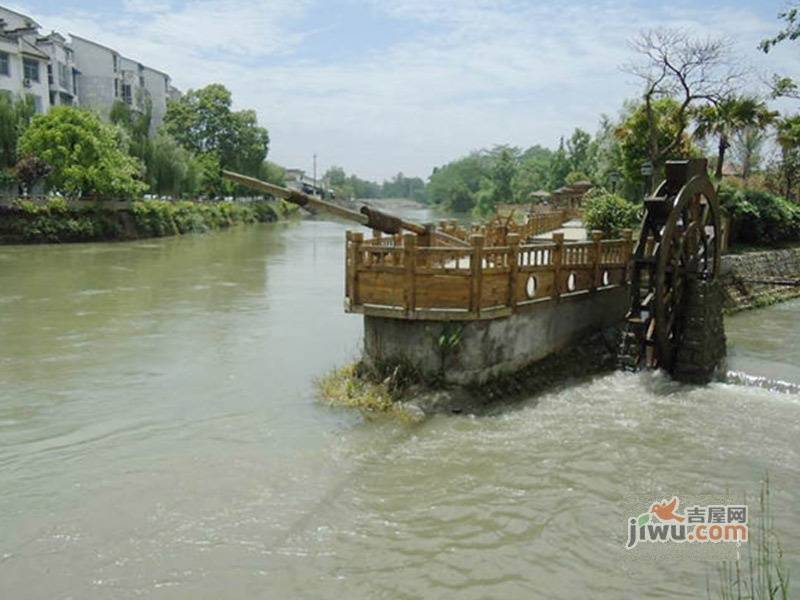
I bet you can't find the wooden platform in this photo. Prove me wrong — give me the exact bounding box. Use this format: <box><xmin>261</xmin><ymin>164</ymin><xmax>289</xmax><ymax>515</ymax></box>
<box><xmin>346</xmin><ymin>227</ymin><xmax>634</xmax><ymax>321</ymax></box>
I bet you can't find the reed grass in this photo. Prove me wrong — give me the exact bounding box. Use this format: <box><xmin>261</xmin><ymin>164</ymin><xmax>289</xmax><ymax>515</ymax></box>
<box><xmin>709</xmin><ymin>476</ymin><xmax>790</xmax><ymax>600</ymax></box>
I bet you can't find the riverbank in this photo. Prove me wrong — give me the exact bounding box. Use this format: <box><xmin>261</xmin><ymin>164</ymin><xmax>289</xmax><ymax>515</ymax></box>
<box><xmin>0</xmin><ymin>197</ymin><xmax>297</xmax><ymax>244</ymax></box>
<box><xmin>319</xmin><ymin>326</ymin><xmax>622</xmax><ymax>417</ymax></box>
<box><xmin>721</xmin><ymin>246</ymin><xmax>800</xmax><ymax>313</ymax></box>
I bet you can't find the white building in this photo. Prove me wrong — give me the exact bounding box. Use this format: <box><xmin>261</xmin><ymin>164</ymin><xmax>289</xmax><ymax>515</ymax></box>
<box><xmin>37</xmin><ymin>31</ymin><xmax>78</xmax><ymax>108</ymax></box>
<box><xmin>70</xmin><ymin>35</ymin><xmax>176</xmax><ymax>134</ymax></box>
<box><xmin>0</xmin><ymin>7</ymin><xmax>52</xmax><ymax>113</ymax></box>
<box><xmin>0</xmin><ymin>5</ymin><xmax>178</xmax><ymax>133</ymax></box>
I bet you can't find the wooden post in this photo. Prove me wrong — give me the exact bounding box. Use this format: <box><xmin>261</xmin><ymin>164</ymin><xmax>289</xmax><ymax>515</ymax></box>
<box><xmin>591</xmin><ymin>230</ymin><xmax>603</xmax><ymax>291</ymax></box>
<box><xmin>349</xmin><ymin>231</ymin><xmax>363</xmax><ymax>307</ymax></box>
<box><xmin>552</xmin><ymin>232</ymin><xmax>564</xmax><ymax>300</ymax></box>
<box><xmin>373</xmin><ymin>229</ymin><xmax>382</xmax><ymax>244</ymax></box>
<box><xmin>621</xmin><ymin>228</ymin><xmax>634</xmax><ymax>284</ymax></box>
<box><xmin>469</xmin><ymin>234</ymin><xmax>485</xmax><ymax>317</ymax></box>
<box><xmin>403</xmin><ymin>233</ymin><xmax>417</xmax><ymax>315</ymax></box>
<box><xmin>421</xmin><ymin>222</ymin><xmax>434</xmax><ymax>248</ymax></box>
<box><xmin>507</xmin><ymin>233</ymin><xmax>520</xmax><ymax>310</ymax></box>
<box><xmin>621</xmin><ymin>229</ymin><xmax>633</xmax><ymax>262</ymax></box>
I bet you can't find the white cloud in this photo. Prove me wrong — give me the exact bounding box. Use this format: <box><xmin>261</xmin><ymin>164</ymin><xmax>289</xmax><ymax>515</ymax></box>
<box><xmin>16</xmin><ymin>0</ymin><xmax>800</xmax><ymax>180</ymax></box>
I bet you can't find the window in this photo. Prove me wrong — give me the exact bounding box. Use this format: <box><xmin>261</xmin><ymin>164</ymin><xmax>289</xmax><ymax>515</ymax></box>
<box><xmin>0</xmin><ymin>52</ymin><xmax>9</xmax><ymax>76</ymax></box>
<box><xmin>121</xmin><ymin>83</ymin><xmax>132</xmax><ymax>105</ymax></box>
<box><xmin>58</xmin><ymin>62</ymin><xmax>69</xmax><ymax>90</ymax></box>
<box><xmin>114</xmin><ymin>78</ymin><xmax>119</xmax><ymax>97</ymax></box>
<box><xmin>26</xmin><ymin>94</ymin><xmax>42</xmax><ymax>113</ymax></box>
<box><xmin>112</xmin><ymin>54</ymin><xmax>118</xmax><ymax>72</ymax></box>
<box><xmin>47</xmin><ymin>64</ymin><xmax>53</xmax><ymax>85</ymax></box>
<box><xmin>23</xmin><ymin>58</ymin><xmax>39</xmax><ymax>82</ymax></box>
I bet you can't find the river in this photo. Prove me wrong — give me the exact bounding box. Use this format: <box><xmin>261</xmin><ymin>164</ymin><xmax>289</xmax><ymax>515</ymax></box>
<box><xmin>1</xmin><ymin>214</ymin><xmax>798</xmax><ymax>599</ymax></box>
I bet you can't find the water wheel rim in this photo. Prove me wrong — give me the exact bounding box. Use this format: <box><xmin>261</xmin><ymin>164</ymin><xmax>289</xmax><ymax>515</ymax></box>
<box><xmin>654</xmin><ymin>175</ymin><xmax>720</xmax><ymax>371</ymax></box>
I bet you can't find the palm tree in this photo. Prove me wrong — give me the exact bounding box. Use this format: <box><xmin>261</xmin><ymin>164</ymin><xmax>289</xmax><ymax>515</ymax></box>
<box><xmin>775</xmin><ymin>114</ymin><xmax>800</xmax><ymax>198</ymax></box>
<box><xmin>693</xmin><ymin>96</ymin><xmax>777</xmax><ymax>181</ymax></box>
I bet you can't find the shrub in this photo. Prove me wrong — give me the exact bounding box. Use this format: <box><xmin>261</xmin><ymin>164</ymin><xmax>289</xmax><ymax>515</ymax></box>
<box><xmin>14</xmin><ymin>154</ymin><xmax>52</xmax><ymax>193</ymax></box>
<box><xmin>18</xmin><ymin>106</ymin><xmax>146</xmax><ymax>199</ymax></box>
<box><xmin>0</xmin><ymin>198</ymin><xmax>280</xmax><ymax>244</ymax></box>
<box><xmin>130</xmin><ymin>199</ymin><xmax>278</xmax><ymax>238</ymax></box>
<box><xmin>582</xmin><ymin>189</ymin><xmax>641</xmax><ymax>237</ymax></box>
<box><xmin>718</xmin><ymin>184</ymin><xmax>800</xmax><ymax>245</ymax></box>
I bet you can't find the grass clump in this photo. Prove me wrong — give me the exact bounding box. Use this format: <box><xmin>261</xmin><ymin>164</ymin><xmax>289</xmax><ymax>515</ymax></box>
<box><xmin>708</xmin><ymin>476</ymin><xmax>790</xmax><ymax>600</ymax></box>
<box><xmin>318</xmin><ymin>363</ymin><xmax>395</xmax><ymax>413</ymax></box>
<box><xmin>317</xmin><ymin>361</ymin><xmax>426</xmax><ymax>422</ymax></box>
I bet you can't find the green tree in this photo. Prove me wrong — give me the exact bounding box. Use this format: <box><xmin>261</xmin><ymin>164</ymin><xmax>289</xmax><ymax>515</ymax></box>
<box><xmin>162</xmin><ymin>83</ymin><xmax>269</xmax><ymax>174</ymax></box>
<box><xmin>590</xmin><ymin>114</ymin><xmax>629</xmax><ymax>193</ymax></box>
<box><xmin>472</xmin><ymin>177</ymin><xmax>497</xmax><ymax>216</ymax></box>
<box><xmin>730</xmin><ymin>127</ymin><xmax>767</xmax><ymax>181</ymax></box>
<box><xmin>146</xmin><ymin>133</ymin><xmax>201</xmax><ymax>196</ymax></box>
<box><xmin>760</xmin><ymin>5</ymin><xmax>800</xmax><ymax>102</ymax></box>
<box><xmin>109</xmin><ymin>97</ymin><xmax>152</xmax><ymax>160</ymax></box>
<box><xmin>760</xmin><ymin>5</ymin><xmax>800</xmax><ymax>53</ymax></box>
<box><xmin>489</xmin><ymin>146</ymin><xmax>516</xmax><ymax>203</ymax></box>
<box><xmin>564</xmin><ymin>170</ymin><xmax>590</xmax><ymax>185</ymax></box>
<box><xmin>427</xmin><ymin>152</ymin><xmax>489</xmax><ymax>211</ymax></box>
<box><xmin>693</xmin><ymin>96</ymin><xmax>776</xmax><ymax>180</ymax></box>
<box><xmin>229</xmin><ymin>109</ymin><xmax>270</xmax><ymax>175</ymax></box>
<box><xmin>625</xmin><ymin>30</ymin><xmax>735</xmax><ymax>184</ymax></box>
<box><xmin>775</xmin><ymin>115</ymin><xmax>800</xmax><ymax>199</ymax></box>
<box><xmin>511</xmin><ymin>145</ymin><xmax>553</xmax><ymax>201</ymax></box>
<box><xmin>258</xmin><ymin>161</ymin><xmax>286</xmax><ymax>186</ymax></box>
<box><xmin>0</xmin><ymin>94</ymin><xmax>35</xmax><ymax>170</ymax></box>
<box><xmin>381</xmin><ymin>172</ymin><xmax>427</xmax><ymax>201</ymax></box>
<box><xmin>548</xmin><ymin>138</ymin><xmax>571</xmax><ymax>190</ymax></box>
<box><xmin>616</xmin><ymin>98</ymin><xmax>696</xmax><ymax>190</ymax></box>
<box><xmin>582</xmin><ymin>190</ymin><xmax>642</xmax><ymax>237</ymax></box>
<box><xmin>18</xmin><ymin>106</ymin><xmax>146</xmax><ymax>199</ymax></box>
<box><xmin>566</xmin><ymin>128</ymin><xmax>595</xmax><ymax>176</ymax></box>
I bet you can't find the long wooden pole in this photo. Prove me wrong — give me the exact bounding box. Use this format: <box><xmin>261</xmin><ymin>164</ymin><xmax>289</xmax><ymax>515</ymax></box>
<box><xmin>222</xmin><ymin>170</ymin><xmax>370</xmax><ymax>225</ymax></box>
<box><xmin>222</xmin><ymin>170</ymin><xmax>468</xmax><ymax>247</ymax></box>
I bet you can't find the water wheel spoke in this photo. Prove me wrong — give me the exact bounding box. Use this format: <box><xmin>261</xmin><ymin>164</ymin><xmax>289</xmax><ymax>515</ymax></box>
<box><xmin>622</xmin><ymin>160</ymin><xmax>720</xmax><ymax>373</ymax></box>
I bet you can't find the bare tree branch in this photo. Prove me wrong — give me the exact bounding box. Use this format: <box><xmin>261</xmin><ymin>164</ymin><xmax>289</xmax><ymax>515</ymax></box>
<box><xmin>623</xmin><ymin>28</ymin><xmax>743</xmax><ymax>177</ymax></box>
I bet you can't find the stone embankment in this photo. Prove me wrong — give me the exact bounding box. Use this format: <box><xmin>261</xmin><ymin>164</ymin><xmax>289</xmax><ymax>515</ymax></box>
<box><xmin>720</xmin><ymin>247</ymin><xmax>800</xmax><ymax>312</ymax></box>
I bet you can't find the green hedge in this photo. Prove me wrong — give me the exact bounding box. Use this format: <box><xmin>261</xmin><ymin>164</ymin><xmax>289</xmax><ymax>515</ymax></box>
<box><xmin>0</xmin><ymin>198</ymin><xmax>284</xmax><ymax>244</ymax></box>
<box><xmin>718</xmin><ymin>185</ymin><xmax>800</xmax><ymax>245</ymax></box>
<box><xmin>582</xmin><ymin>190</ymin><xmax>641</xmax><ymax>237</ymax></box>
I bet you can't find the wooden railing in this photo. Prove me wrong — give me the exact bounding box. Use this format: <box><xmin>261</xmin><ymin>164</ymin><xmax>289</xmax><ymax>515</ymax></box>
<box><xmin>345</xmin><ymin>229</ymin><xmax>634</xmax><ymax>320</ymax></box>
<box><xmin>432</xmin><ymin>210</ymin><xmax>568</xmax><ymax>247</ymax></box>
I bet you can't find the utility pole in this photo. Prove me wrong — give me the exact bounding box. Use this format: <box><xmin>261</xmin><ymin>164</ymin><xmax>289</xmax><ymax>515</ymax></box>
<box><xmin>313</xmin><ymin>153</ymin><xmax>317</xmax><ymax>197</ymax></box>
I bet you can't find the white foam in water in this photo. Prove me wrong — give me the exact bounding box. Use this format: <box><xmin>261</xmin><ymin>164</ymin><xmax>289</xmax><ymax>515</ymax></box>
<box><xmin>724</xmin><ymin>370</ymin><xmax>800</xmax><ymax>395</ymax></box>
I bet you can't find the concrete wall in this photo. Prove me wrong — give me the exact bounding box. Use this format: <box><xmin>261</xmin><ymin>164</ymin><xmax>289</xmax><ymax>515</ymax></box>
<box><xmin>0</xmin><ymin>41</ymin><xmax>50</xmax><ymax>113</ymax></box>
<box><xmin>71</xmin><ymin>36</ymin><xmax>172</xmax><ymax>133</ymax></box>
<box><xmin>363</xmin><ymin>286</ymin><xmax>629</xmax><ymax>385</ymax></box>
<box><xmin>0</xmin><ymin>6</ymin><xmax>38</xmax><ymax>30</ymax></box>
<box><xmin>141</xmin><ymin>65</ymin><xmax>170</xmax><ymax>135</ymax></box>
<box><xmin>71</xmin><ymin>36</ymin><xmax>116</xmax><ymax>119</ymax></box>
<box><xmin>721</xmin><ymin>248</ymin><xmax>800</xmax><ymax>312</ymax></box>
<box><xmin>37</xmin><ymin>35</ymin><xmax>77</xmax><ymax>107</ymax></box>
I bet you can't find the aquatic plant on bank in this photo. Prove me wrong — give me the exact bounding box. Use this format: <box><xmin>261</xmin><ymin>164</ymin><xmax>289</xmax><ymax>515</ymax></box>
<box><xmin>0</xmin><ymin>196</ymin><xmax>294</xmax><ymax>244</ymax></box>
<box><xmin>316</xmin><ymin>358</ymin><xmax>431</xmax><ymax>422</ymax></box>
<box><xmin>708</xmin><ymin>476</ymin><xmax>790</xmax><ymax>600</ymax></box>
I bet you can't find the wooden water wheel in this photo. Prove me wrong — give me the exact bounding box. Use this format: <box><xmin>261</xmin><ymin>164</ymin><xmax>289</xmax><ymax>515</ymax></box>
<box><xmin>620</xmin><ymin>159</ymin><xmax>721</xmax><ymax>373</ymax></box>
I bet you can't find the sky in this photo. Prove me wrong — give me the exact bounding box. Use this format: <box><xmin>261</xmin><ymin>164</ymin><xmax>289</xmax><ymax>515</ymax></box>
<box><xmin>9</xmin><ymin>0</ymin><xmax>800</xmax><ymax>181</ymax></box>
